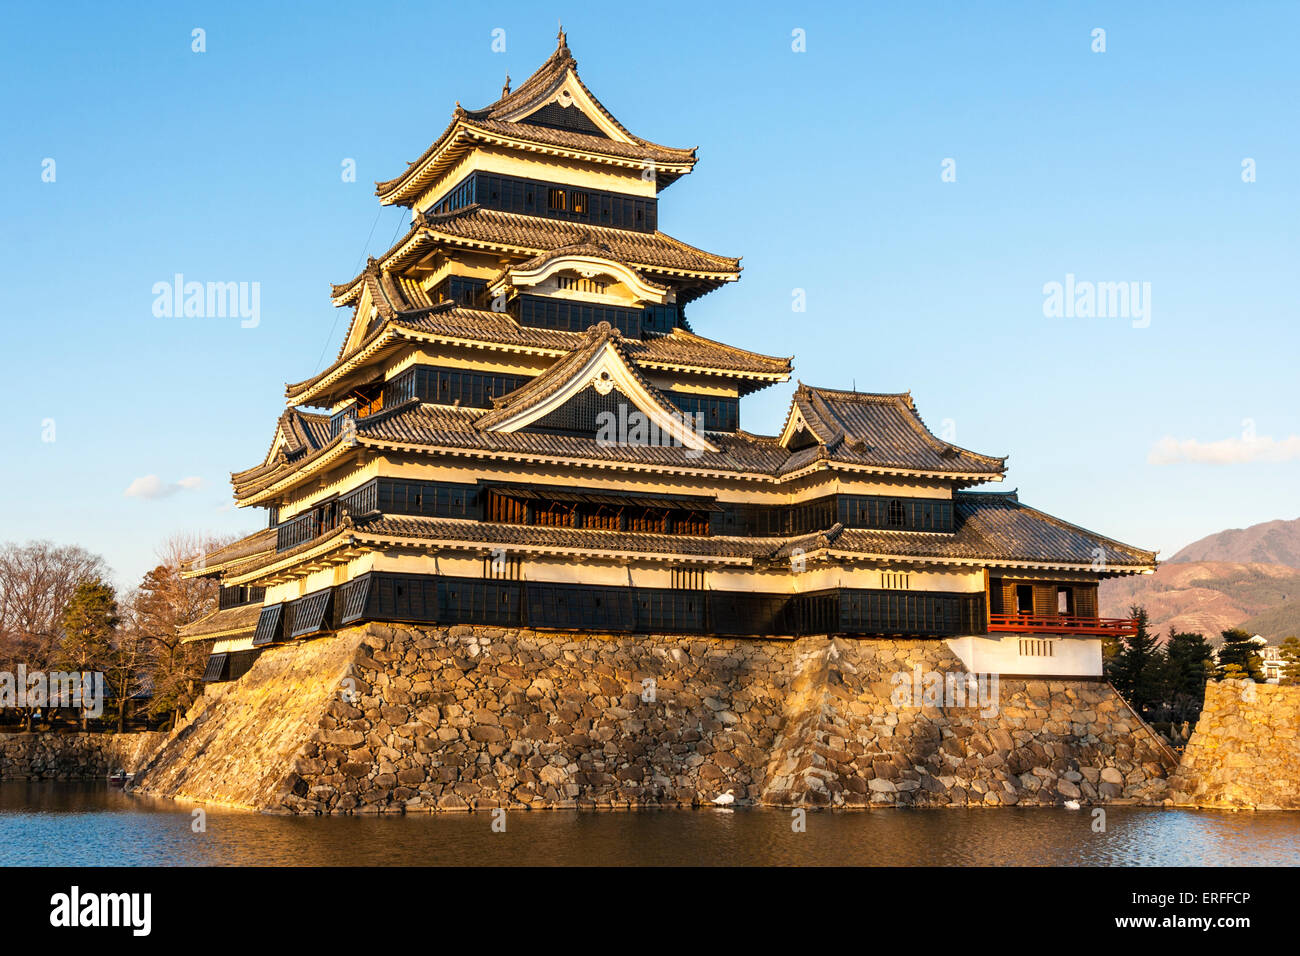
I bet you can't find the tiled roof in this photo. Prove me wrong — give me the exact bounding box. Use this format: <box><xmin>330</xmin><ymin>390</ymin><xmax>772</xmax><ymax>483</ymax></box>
<box><xmin>281</xmin><ymin>408</ymin><xmax>332</xmax><ymax>456</ymax></box>
<box><xmin>780</xmin><ymin>385</ymin><xmax>1006</xmax><ymax>477</ymax></box>
<box><xmin>232</xmin><ymin>410</ymin><xmax>333</xmax><ymax>486</ymax></box>
<box><xmin>471</xmin><ymin>117</ymin><xmax>693</xmax><ymax>164</ymax></box>
<box><xmin>178</xmin><ymin>603</ymin><xmax>262</xmax><ymax>642</ymax></box>
<box><xmin>772</xmin><ymin>492</ymin><xmax>1156</xmax><ymax>569</ymax></box>
<box><xmin>237</xmin><ymin>380</ymin><xmax>1014</xmax><ymax>502</ymax></box>
<box><xmin>374</xmin><ymin>35</ymin><xmax>696</xmax><ymax>205</ymax></box>
<box><xmin>329</xmin><ymin>261</ymin><xmax>443</xmax><ymax>364</ymax></box>
<box><xmin>474</xmin><ymin>322</ymin><xmax>688</xmax><ymax>432</ymax></box>
<box><xmin>231</xmin><ymin>399</ymin><xmax>789</xmax><ymax>501</ymax></box>
<box><xmin>186</xmin><ymin>528</ymin><xmax>277</xmax><ymax>571</ymax></box>
<box><xmin>222</xmin><ymin>488</ymin><xmax>1154</xmax><ymax>583</ymax></box>
<box><xmin>632</xmin><ymin>329</ymin><xmax>791</xmax><ymax>376</ymax></box>
<box><xmin>487</xmin><ymin>239</ymin><xmax>671</xmax><ymax>296</ymax></box>
<box><xmin>283</xmin><ymin>307</ymin><xmax>790</xmax><ymax>406</ymax></box>
<box><xmin>358</xmin><ymin>515</ymin><xmax>773</xmax><ymax>561</ymax></box>
<box><xmin>332</xmin><ymin>207</ymin><xmax>738</xmax><ymax>306</ymax></box>
<box><xmin>358</xmin><ymin>401</ymin><xmax>787</xmax><ymax>473</ymax></box>
<box><xmin>417</xmin><ymin>206</ymin><xmax>739</xmax><ymax>276</ymax></box>
<box><xmin>950</xmin><ymin>491</ymin><xmax>1156</xmax><ymax>567</ymax></box>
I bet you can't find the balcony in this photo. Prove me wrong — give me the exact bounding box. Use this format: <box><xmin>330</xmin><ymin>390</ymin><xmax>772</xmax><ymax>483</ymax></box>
<box><xmin>987</xmin><ymin>613</ymin><xmax>1139</xmax><ymax>637</ymax></box>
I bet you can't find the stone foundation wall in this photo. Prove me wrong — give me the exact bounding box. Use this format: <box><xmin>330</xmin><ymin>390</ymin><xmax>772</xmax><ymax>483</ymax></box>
<box><xmin>133</xmin><ymin>624</ymin><xmax>1178</xmax><ymax>813</ymax></box>
<box><xmin>130</xmin><ymin>629</ymin><xmax>367</xmax><ymax>809</ymax></box>
<box><xmin>1168</xmin><ymin>679</ymin><xmax>1300</xmax><ymax>810</ymax></box>
<box><xmin>0</xmin><ymin>732</ymin><xmax>165</xmax><ymax>780</ymax></box>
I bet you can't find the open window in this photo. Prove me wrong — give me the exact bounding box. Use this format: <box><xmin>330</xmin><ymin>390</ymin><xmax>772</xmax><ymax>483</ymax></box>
<box><xmin>350</xmin><ymin>381</ymin><xmax>383</xmax><ymax>420</ymax></box>
<box><xmin>887</xmin><ymin>499</ymin><xmax>906</xmax><ymax>527</ymax></box>
<box><xmin>1015</xmin><ymin>584</ymin><xmax>1034</xmax><ymax>615</ymax></box>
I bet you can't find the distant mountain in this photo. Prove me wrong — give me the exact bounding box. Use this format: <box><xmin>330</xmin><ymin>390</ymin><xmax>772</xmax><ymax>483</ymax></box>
<box><xmin>1100</xmin><ymin>561</ymin><xmax>1300</xmax><ymax>644</ymax></box>
<box><xmin>1168</xmin><ymin>517</ymin><xmax>1300</xmax><ymax>568</ymax></box>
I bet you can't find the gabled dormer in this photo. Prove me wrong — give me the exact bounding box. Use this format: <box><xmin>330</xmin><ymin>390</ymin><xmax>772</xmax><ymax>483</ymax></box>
<box><xmin>332</xmin><ymin>257</ymin><xmax>437</xmax><ymax>360</ymax></box>
<box><xmin>374</xmin><ymin>32</ymin><xmax>698</xmax><ymax>210</ymax></box>
<box><xmin>477</xmin><ymin>322</ymin><xmax>718</xmax><ymax>452</ymax></box>
<box><xmin>483</xmin><ymin>32</ymin><xmax>636</xmax><ymax>143</ymax></box>
<box><xmin>777</xmin><ymin>384</ymin><xmax>1007</xmax><ymax>483</ymax></box>
<box><xmin>484</xmin><ymin>241</ymin><xmax>682</xmax><ymax>338</ymax></box>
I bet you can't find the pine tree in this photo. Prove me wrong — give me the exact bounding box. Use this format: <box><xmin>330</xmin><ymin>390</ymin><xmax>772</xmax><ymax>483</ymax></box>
<box><xmin>1164</xmin><ymin>630</ymin><xmax>1215</xmax><ymax>722</ymax></box>
<box><xmin>1109</xmin><ymin>605</ymin><xmax>1165</xmax><ymax>715</ymax></box>
<box><xmin>1216</xmin><ymin>628</ymin><xmax>1264</xmax><ymax>682</ymax></box>
<box><xmin>1278</xmin><ymin>636</ymin><xmax>1300</xmax><ymax>686</ymax></box>
<box><xmin>56</xmin><ymin>580</ymin><xmax>120</xmax><ymax>729</ymax></box>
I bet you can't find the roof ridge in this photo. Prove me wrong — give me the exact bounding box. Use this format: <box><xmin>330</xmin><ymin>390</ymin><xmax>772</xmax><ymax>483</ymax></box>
<box><xmin>664</xmin><ymin>328</ymin><xmax>794</xmax><ymax>365</ymax></box>
<box><xmin>376</xmin><ymin>34</ymin><xmax>696</xmax><ymax>205</ymax></box>
<box><xmin>654</xmin><ymin>229</ymin><xmax>742</xmax><ymax>270</ymax></box>
<box><xmin>468</xmin><ymin>33</ymin><xmax>577</xmax><ymax>120</ymax></box>
<box><xmin>331</xmin><ymin>218</ymin><xmax>427</xmax><ymax>301</ymax></box>
<box><xmin>957</xmin><ymin>488</ymin><xmax>1019</xmax><ymax>499</ymax></box>
<box><xmin>803</xmin><ymin>389</ymin><xmax>849</xmax><ymax>445</ymax></box>
<box><xmin>290</xmin><ymin>300</ymin><xmax>460</xmax><ymax>397</ymax></box>
<box><xmin>801</xmin><ymin>383</ymin><xmax>1007</xmax><ymax>467</ymax></box>
<box><xmin>798</xmin><ymin>383</ymin><xmax>913</xmax><ymax>405</ymax></box>
<box><xmin>475</xmin><ymin>321</ymin><xmax>693</xmax><ymax>433</ymax></box>
<box><xmin>474</xmin><ymin>324</ymin><xmax>620</xmax><ymax>427</ymax></box>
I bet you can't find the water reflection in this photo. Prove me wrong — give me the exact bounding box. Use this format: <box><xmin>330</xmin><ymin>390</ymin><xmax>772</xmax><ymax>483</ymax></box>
<box><xmin>1</xmin><ymin>783</ymin><xmax>1296</xmax><ymax>867</ymax></box>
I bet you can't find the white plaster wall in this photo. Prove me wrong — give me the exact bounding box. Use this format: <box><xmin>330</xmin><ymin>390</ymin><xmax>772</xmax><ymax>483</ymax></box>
<box><xmin>946</xmin><ymin>634</ymin><xmax>1103</xmax><ymax>677</ymax></box>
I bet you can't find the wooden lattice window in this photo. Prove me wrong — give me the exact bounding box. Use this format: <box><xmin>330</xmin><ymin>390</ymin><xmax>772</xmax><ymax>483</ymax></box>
<box><xmin>586</xmin><ymin>505</ymin><xmax>622</xmax><ymax>531</ymax></box>
<box><xmin>482</xmin><ymin>553</ymin><xmax>522</xmax><ymax>580</ymax></box>
<box><xmin>881</xmin><ymin>571</ymin><xmax>910</xmax><ymax>590</ymax></box>
<box><xmin>672</xmin><ymin>510</ymin><xmax>711</xmax><ymax>536</ymax></box>
<box><xmin>487</xmin><ymin>492</ymin><xmax>529</xmax><ymax>525</ymax></box>
<box><xmin>671</xmin><ymin>567</ymin><xmax>704</xmax><ymax>590</ymax></box>
<box><xmin>1019</xmin><ymin>638</ymin><xmax>1055</xmax><ymax>657</ymax></box>
<box><xmin>534</xmin><ymin>502</ymin><xmax>576</xmax><ymax>528</ymax></box>
<box><xmin>627</xmin><ymin>507</ymin><xmax>666</xmax><ymax>534</ymax></box>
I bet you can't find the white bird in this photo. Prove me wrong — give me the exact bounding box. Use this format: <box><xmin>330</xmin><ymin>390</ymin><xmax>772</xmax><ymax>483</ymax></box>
<box><xmin>711</xmin><ymin>789</ymin><xmax>736</xmax><ymax>808</ymax></box>
<box><xmin>1063</xmin><ymin>799</ymin><xmax>1081</xmax><ymax>810</ymax></box>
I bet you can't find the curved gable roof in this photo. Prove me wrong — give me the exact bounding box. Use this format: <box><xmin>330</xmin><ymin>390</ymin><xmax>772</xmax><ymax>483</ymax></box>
<box><xmin>475</xmin><ymin>322</ymin><xmax>718</xmax><ymax>452</ymax></box>
<box><xmin>375</xmin><ymin>33</ymin><xmax>696</xmax><ymax>206</ymax></box>
<box><xmin>778</xmin><ymin>384</ymin><xmax>1007</xmax><ymax>477</ymax></box>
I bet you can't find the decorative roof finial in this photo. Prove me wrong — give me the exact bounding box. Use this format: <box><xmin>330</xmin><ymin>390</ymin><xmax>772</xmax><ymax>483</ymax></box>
<box><xmin>502</xmin><ymin>73</ymin><xmax>511</xmax><ymax>96</ymax></box>
<box><xmin>558</xmin><ymin>21</ymin><xmax>567</xmax><ymax>46</ymax></box>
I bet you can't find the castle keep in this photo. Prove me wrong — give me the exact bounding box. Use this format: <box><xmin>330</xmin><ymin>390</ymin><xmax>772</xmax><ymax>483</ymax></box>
<box><xmin>181</xmin><ymin>33</ymin><xmax>1156</xmax><ymax>688</ymax></box>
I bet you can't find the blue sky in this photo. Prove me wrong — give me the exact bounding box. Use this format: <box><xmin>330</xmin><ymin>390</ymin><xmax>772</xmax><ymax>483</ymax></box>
<box><xmin>2</xmin><ymin>1</ymin><xmax>1296</xmax><ymax>591</ymax></box>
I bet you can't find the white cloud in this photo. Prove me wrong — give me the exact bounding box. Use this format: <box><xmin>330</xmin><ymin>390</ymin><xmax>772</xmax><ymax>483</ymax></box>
<box><xmin>1147</xmin><ymin>434</ymin><xmax>1300</xmax><ymax>466</ymax></box>
<box><xmin>123</xmin><ymin>474</ymin><xmax>204</xmax><ymax>499</ymax></box>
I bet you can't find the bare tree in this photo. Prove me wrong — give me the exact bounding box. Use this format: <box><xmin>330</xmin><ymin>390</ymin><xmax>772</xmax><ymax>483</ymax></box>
<box><xmin>0</xmin><ymin>541</ymin><xmax>110</xmax><ymax>729</ymax></box>
<box><xmin>102</xmin><ymin>593</ymin><xmax>152</xmax><ymax>733</ymax></box>
<box><xmin>125</xmin><ymin>532</ymin><xmax>236</xmax><ymax>729</ymax></box>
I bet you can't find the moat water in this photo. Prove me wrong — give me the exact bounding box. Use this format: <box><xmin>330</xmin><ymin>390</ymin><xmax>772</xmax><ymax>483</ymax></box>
<box><xmin>1</xmin><ymin>782</ymin><xmax>1296</xmax><ymax>866</ymax></box>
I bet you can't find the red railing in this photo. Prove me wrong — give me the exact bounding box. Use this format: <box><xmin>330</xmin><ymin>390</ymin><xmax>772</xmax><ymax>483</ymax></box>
<box><xmin>988</xmin><ymin>613</ymin><xmax>1139</xmax><ymax>637</ymax></box>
